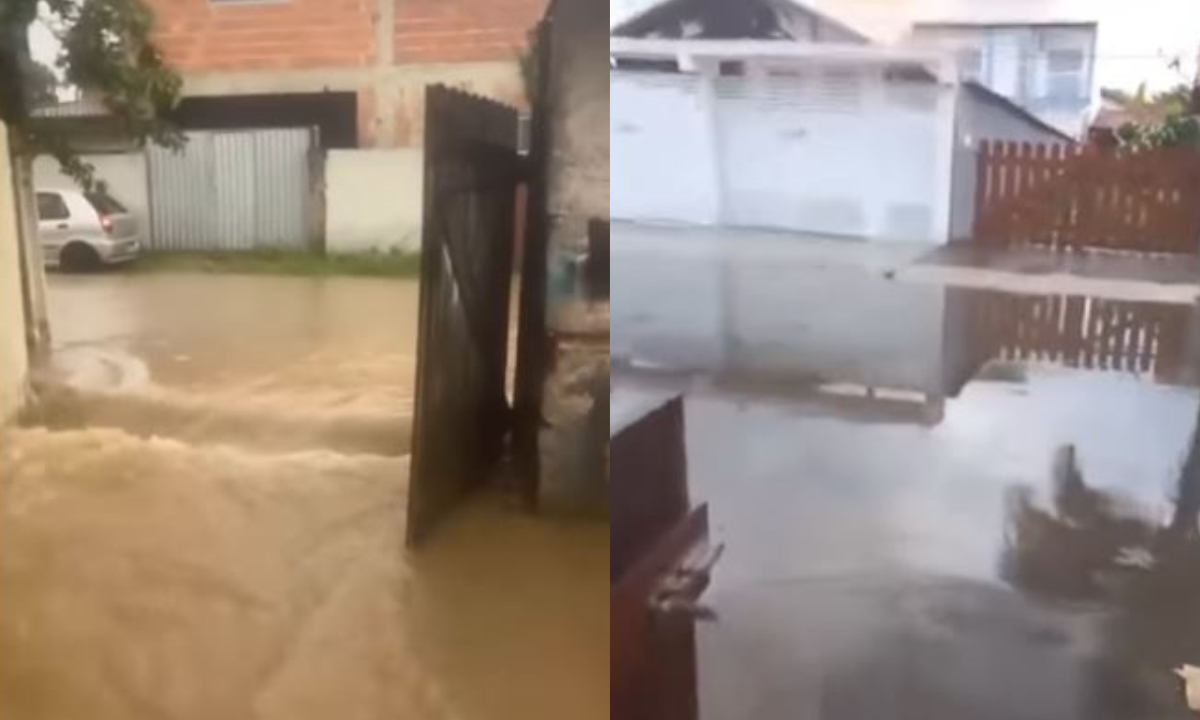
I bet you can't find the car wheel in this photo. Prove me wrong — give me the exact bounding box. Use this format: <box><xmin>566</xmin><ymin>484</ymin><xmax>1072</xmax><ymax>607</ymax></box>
<box><xmin>60</xmin><ymin>243</ymin><xmax>102</xmax><ymax>273</ymax></box>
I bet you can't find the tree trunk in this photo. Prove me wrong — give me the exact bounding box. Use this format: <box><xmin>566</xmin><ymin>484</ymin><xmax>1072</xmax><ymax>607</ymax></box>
<box><xmin>6</xmin><ymin>131</ymin><xmax>50</xmax><ymax>353</ymax></box>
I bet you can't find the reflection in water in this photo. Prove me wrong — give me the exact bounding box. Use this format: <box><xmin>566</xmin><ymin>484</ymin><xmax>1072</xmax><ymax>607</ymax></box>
<box><xmin>959</xmin><ymin>291</ymin><xmax>1196</xmax><ymax>390</ymax></box>
<box><xmin>616</xmin><ymin>227</ymin><xmax>1200</xmax><ymax>718</ymax></box>
<box><xmin>616</xmin><ymin>231</ymin><xmax>1200</xmax><ymax>427</ymax></box>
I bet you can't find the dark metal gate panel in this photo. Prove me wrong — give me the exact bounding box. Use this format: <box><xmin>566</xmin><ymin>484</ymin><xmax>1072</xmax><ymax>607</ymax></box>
<box><xmin>407</xmin><ymin>86</ymin><xmax>521</xmax><ymax>546</ymax></box>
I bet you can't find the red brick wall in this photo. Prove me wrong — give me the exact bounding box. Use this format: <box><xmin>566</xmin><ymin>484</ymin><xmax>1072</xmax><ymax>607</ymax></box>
<box><xmin>146</xmin><ymin>0</ymin><xmax>377</xmax><ymax>73</ymax></box>
<box><xmin>394</xmin><ymin>0</ymin><xmax>549</xmax><ymax>63</ymax></box>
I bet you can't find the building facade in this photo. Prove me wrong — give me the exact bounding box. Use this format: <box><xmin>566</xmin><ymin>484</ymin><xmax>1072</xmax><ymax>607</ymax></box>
<box><xmin>609</xmin><ymin>34</ymin><xmax>1065</xmax><ymax>244</ymax></box>
<box><xmin>144</xmin><ymin>0</ymin><xmax>548</xmax><ymax>148</ymax></box>
<box><xmin>909</xmin><ymin>22</ymin><xmax>1097</xmax><ymax>138</ymax></box>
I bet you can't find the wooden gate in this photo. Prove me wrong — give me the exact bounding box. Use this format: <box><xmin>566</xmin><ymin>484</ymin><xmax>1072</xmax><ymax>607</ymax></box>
<box><xmin>407</xmin><ymin>86</ymin><xmax>522</xmax><ymax>546</ymax></box>
<box><xmin>974</xmin><ymin>140</ymin><xmax>1200</xmax><ymax>255</ymax></box>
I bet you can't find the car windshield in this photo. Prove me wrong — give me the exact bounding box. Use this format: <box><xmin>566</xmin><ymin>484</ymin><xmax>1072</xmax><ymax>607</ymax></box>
<box><xmin>84</xmin><ymin>192</ymin><xmax>127</xmax><ymax>215</ymax></box>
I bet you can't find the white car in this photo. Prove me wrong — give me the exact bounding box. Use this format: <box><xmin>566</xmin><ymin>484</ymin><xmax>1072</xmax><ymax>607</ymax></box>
<box><xmin>36</xmin><ymin>188</ymin><xmax>142</xmax><ymax>271</ymax></box>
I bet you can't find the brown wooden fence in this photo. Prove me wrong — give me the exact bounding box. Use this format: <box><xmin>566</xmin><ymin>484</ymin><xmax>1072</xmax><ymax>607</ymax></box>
<box><xmin>974</xmin><ymin>140</ymin><xmax>1200</xmax><ymax>255</ymax></box>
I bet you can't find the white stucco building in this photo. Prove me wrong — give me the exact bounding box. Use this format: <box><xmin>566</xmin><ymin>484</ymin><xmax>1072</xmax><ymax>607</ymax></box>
<box><xmin>907</xmin><ymin>21</ymin><xmax>1097</xmax><ymax>138</ymax></box>
<box><xmin>610</xmin><ymin>0</ymin><xmax>1070</xmax><ymax>244</ymax></box>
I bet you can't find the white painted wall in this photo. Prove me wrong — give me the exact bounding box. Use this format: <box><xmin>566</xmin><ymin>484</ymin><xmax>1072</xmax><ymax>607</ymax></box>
<box><xmin>325</xmin><ymin>149</ymin><xmax>423</xmax><ymax>253</ymax></box>
<box><xmin>716</xmin><ymin>65</ymin><xmax>952</xmax><ymax>241</ymax></box>
<box><xmin>611</xmin><ymin>57</ymin><xmax>956</xmax><ymax>243</ymax></box>
<box><xmin>34</xmin><ymin>152</ymin><xmax>150</xmax><ymax>239</ymax></box>
<box><xmin>611</xmin><ymin>71</ymin><xmax>719</xmax><ymax>225</ymax></box>
<box><xmin>0</xmin><ymin>123</ymin><xmax>30</xmax><ymax>424</ymax></box>
<box><xmin>948</xmin><ymin>138</ymin><xmax>978</xmax><ymax>242</ymax></box>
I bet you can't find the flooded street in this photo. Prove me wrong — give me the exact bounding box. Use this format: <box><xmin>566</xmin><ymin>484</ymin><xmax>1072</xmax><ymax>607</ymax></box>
<box><xmin>36</xmin><ymin>274</ymin><xmax>424</xmax><ymax>455</ymax></box>
<box><xmin>614</xmin><ymin>224</ymin><xmax>1200</xmax><ymax>719</ymax></box>
<box><xmin>0</xmin><ymin>273</ymin><xmax>608</xmax><ymax>720</ymax></box>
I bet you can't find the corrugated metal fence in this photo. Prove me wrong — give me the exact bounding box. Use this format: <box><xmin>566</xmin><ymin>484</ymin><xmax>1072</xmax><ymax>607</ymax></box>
<box><xmin>148</xmin><ymin>128</ymin><xmax>314</xmax><ymax>251</ymax></box>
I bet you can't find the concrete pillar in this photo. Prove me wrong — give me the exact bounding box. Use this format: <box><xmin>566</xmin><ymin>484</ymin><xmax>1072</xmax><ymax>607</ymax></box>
<box><xmin>373</xmin><ymin>0</ymin><xmax>399</xmax><ymax>146</ymax></box>
<box><xmin>7</xmin><ymin>137</ymin><xmax>50</xmax><ymax>353</ymax></box>
<box><xmin>0</xmin><ymin>124</ymin><xmax>32</xmax><ymax>423</ymax></box>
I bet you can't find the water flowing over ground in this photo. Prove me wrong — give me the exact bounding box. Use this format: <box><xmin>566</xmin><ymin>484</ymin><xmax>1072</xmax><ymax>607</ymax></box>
<box><xmin>0</xmin><ymin>273</ymin><xmax>608</xmax><ymax>720</ymax></box>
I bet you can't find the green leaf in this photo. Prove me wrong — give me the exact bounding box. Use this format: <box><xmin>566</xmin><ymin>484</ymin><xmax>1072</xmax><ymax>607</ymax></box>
<box><xmin>1</xmin><ymin>0</ymin><xmax>182</xmax><ymax>173</ymax></box>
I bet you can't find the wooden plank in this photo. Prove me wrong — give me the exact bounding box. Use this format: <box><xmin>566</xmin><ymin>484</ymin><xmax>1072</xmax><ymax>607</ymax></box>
<box><xmin>612</xmin><ymin>506</ymin><xmax>708</xmax><ymax>720</ymax></box>
<box><xmin>975</xmin><ymin>140</ymin><xmax>993</xmax><ymax>244</ymax></box>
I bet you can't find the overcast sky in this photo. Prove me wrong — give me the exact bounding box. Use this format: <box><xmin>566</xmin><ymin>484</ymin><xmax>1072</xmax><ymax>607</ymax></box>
<box><xmin>611</xmin><ymin>0</ymin><xmax>1200</xmax><ymax>92</ymax></box>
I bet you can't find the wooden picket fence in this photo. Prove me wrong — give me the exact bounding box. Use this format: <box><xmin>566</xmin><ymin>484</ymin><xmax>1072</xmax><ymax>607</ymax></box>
<box><xmin>973</xmin><ymin>140</ymin><xmax>1200</xmax><ymax>255</ymax></box>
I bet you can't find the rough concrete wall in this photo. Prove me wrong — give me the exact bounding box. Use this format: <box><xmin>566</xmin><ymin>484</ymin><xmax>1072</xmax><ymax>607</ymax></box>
<box><xmin>34</xmin><ymin>153</ymin><xmax>151</xmax><ymax>242</ymax></box>
<box><xmin>181</xmin><ymin>63</ymin><xmax>526</xmax><ymax>149</ymax></box>
<box><xmin>0</xmin><ymin>124</ymin><xmax>30</xmax><ymax>424</ymax></box>
<box><xmin>545</xmin><ymin>0</ymin><xmax>608</xmax><ymax>225</ymax></box>
<box><xmin>325</xmin><ymin>149</ymin><xmax>423</xmax><ymax>252</ymax></box>
<box><xmin>146</xmin><ymin>0</ymin><xmax>377</xmax><ymax>72</ymax></box>
<box><xmin>539</xmin><ymin>0</ymin><xmax>611</xmax><ymax>512</ymax></box>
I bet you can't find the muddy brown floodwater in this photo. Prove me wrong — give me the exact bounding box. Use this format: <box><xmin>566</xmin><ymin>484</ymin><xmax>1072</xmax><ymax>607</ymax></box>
<box><xmin>0</xmin><ymin>273</ymin><xmax>608</xmax><ymax>720</ymax></box>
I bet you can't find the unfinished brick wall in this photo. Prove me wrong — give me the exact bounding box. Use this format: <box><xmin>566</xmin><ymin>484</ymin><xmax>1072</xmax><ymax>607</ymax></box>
<box><xmin>146</xmin><ymin>0</ymin><xmax>548</xmax><ymax>72</ymax></box>
<box><xmin>146</xmin><ymin>0</ymin><xmax>377</xmax><ymax>72</ymax></box>
<box><xmin>394</xmin><ymin>0</ymin><xmax>548</xmax><ymax>63</ymax></box>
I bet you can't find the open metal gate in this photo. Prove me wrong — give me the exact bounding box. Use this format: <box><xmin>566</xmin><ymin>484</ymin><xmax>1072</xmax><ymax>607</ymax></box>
<box><xmin>407</xmin><ymin>86</ymin><xmax>522</xmax><ymax>546</ymax></box>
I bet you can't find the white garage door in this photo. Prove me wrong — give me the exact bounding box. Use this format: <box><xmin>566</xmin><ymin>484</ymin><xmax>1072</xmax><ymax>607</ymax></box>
<box><xmin>715</xmin><ymin>67</ymin><xmax>942</xmax><ymax>241</ymax></box>
<box><xmin>611</xmin><ymin>71</ymin><xmax>718</xmax><ymax>224</ymax></box>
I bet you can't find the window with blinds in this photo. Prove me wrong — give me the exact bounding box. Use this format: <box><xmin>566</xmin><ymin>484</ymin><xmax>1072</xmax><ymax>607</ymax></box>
<box><xmin>1045</xmin><ymin>48</ymin><xmax>1085</xmax><ymax>102</ymax></box>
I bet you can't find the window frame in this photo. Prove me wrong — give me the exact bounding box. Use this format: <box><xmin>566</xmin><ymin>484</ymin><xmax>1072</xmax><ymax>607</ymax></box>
<box><xmin>36</xmin><ymin>192</ymin><xmax>70</xmax><ymax>222</ymax></box>
<box><xmin>1044</xmin><ymin>47</ymin><xmax>1085</xmax><ymax>103</ymax></box>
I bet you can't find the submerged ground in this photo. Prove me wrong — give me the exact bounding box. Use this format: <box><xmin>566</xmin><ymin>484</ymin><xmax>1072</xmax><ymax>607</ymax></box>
<box><xmin>0</xmin><ymin>273</ymin><xmax>608</xmax><ymax>720</ymax></box>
